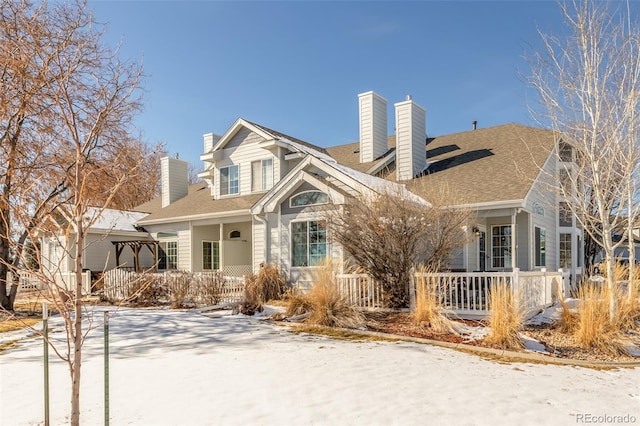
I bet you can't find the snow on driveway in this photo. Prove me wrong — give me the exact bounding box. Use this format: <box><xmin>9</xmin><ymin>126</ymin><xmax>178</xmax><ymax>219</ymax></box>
<box><xmin>1</xmin><ymin>307</ymin><xmax>638</xmax><ymax>426</ymax></box>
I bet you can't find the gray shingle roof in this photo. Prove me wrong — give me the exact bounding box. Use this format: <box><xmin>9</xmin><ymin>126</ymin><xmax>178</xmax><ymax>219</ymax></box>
<box><xmin>135</xmin><ymin>122</ymin><xmax>555</xmax><ymax>224</ymax></box>
<box><xmin>135</xmin><ymin>182</ymin><xmax>263</xmax><ymax>224</ymax></box>
<box><xmin>327</xmin><ymin>123</ymin><xmax>556</xmax><ymax>206</ymax></box>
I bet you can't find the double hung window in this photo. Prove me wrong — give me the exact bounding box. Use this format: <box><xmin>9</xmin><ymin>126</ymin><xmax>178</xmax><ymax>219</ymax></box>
<box><xmin>220</xmin><ymin>165</ymin><xmax>239</xmax><ymax>196</ymax></box>
<box><xmin>159</xmin><ymin>241</ymin><xmax>178</xmax><ymax>270</ymax></box>
<box><xmin>251</xmin><ymin>159</ymin><xmax>273</xmax><ymax>192</ymax></box>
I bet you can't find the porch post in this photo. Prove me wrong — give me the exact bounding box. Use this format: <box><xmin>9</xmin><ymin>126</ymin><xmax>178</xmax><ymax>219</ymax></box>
<box><xmin>511</xmin><ymin>210</ymin><xmax>517</xmax><ymax>270</ymax></box>
<box><xmin>219</xmin><ymin>223</ymin><xmax>225</xmax><ymax>273</ymax></box>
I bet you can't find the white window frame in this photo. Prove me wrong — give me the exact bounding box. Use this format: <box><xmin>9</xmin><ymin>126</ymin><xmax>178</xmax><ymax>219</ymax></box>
<box><xmin>534</xmin><ymin>226</ymin><xmax>546</xmax><ymax>267</ymax></box>
<box><xmin>202</xmin><ymin>240</ymin><xmax>220</xmax><ymax>271</ymax></box>
<box><xmin>159</xmin><ymin>240</ymin><xmax>178</xmax><ymax>270</ymax></box>
<box><xmin>251</xmin><ymin>159</ymin><xmax>273</xmax><ymax>192</ymax></box>
<box><xmin>491</xmin><ymin>225</ymin><xmax>512</xmax><ymax>269</ymax></box>
<box><xmin>289</xmin><ymin>191</ymin><xmax>329</xmax><ymax>208</ymax></box>
<box><xmin>560</xmin><ymin>233</ymin><xmax>572</xmax><ymax>269</ymax></box>
<box><xmin>291</xmin><ymin>220</ymin><xmax>327</xmax><ymax>267</ymax></box>
<box><xmin>220</xmin><ymin>165</ymin><xmax>239</xmax><ymax>196</ymax></box>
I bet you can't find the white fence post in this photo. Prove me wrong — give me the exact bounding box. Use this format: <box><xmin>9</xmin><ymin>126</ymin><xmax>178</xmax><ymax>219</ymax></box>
<box><xmin>512</xmin><ymin>267</ymin><xmax>520</xmax><ymax>295</ymax></box>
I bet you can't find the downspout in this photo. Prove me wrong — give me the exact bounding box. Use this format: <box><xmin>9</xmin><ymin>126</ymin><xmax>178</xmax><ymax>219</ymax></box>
<box><xmin>255</xmin><ymin>214</ymin><xmax>268</xmax><ymax>268</ymax></box>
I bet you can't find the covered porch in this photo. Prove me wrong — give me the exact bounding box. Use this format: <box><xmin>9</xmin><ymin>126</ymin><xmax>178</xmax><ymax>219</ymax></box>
<box><xmin>191</xmin><ymin>219</ymin><xmax>252</xmax><ymax>277</ymax></box>
<box><xmin>465</xmin><ymin>207</ymin><xmax>537</xmax><ymax>273</ymax></box>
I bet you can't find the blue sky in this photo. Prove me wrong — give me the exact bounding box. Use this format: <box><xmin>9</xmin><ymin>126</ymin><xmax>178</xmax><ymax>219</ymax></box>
<box><xmin>90</xmin><ymin>1</ymin><xmax>569</xmax><ymax>165</ymax></box>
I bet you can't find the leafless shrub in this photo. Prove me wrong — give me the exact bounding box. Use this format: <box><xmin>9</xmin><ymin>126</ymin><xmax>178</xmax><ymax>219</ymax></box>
<box><xmin>168</xmin><ymin>272</ymin><xmax>191</xmax><ymax>309</ymax></box>
<box><xmin>328</xmin><ymin>182</ymin><xmax>473</xmax><ymax>309</ymax></box>
<box><xmin>128</xmin><ymin>275</ymin><xmax>168</xmax><ymax>306</ymax></box>
<box><xmin>199</xmin><ymin>272</ymin><xmax>225</xmax><ymax>306</ymax></box>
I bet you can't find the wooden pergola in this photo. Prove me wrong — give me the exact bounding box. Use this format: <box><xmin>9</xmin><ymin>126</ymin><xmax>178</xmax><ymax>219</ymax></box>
<box><xmin>112</xmin><ymin>240</ymin><xmax>160</xmax><ymax>272</ymax></box>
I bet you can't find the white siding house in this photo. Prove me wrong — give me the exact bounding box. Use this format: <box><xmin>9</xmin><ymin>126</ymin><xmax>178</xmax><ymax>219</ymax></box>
<box><xmin>45</xmin><ymin>91</ymin><xmax>582</xmax><ymax>286</ymax></box>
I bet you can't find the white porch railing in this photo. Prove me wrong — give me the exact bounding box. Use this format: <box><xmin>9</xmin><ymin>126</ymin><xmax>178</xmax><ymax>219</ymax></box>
<box><xmin>336</xmin><ymin>274</ymin><xmax>384</xmax><ymax>309</ymax></box>
<box><xmin>413</xmin><ymin>268</ymin><xmax>568</xmax><ymax>319</ymax></box>
<box><xmin>102</xmin><ymin>269</ymin><xmax>246</xmax><ymax>305</ymax></box>
<box><xmin>335</xmin><ymin>269</ymin><xmax>568</xmax><ymax>318</ymax></box>
<box><xmin>7</xmin><ymin>270</ymin><xmax>91</xmax><ymax>295</ymax></box>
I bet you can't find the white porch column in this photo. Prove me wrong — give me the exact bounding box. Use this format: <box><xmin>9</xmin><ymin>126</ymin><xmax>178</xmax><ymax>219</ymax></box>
<box><xmin>511</xmin><ymin>210</ymin><xmax>517</xmax><ymax>270</ymax></box>
<box><xmin>219</xmin><ymin>223</ymin><xmax>224</xmax><ymax>271</ymax></box>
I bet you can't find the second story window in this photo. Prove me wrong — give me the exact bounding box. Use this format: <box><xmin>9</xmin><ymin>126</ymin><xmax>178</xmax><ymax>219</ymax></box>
<box><xmin>220</xmin><ymin>165</ymin><xmax>239</xmax><ymax>196</ymax></box>
<box><xmin>251</xmin><ymin>159</ymin><xmax>273</xmax><ymax>192</ymax></box>
<box><xmin>559</xmin><ymin>141</ymin><xmax>573</xmax><ymax>162</ymax></box>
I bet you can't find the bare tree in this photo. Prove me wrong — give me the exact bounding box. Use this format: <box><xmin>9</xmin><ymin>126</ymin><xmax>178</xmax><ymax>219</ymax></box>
<box><xmin>328</xmin><ymin>183</ymin><xmax>473</xmax><ymax>309</ymax></box>
<box><xmin>2</xmin><ymin>1</ymin><xmax>145</xmax><ymax>424</ymax></box>
<box><xmin>0</xmin><ymin>0</ymin><xmax>159</xmax><ymax>311</ymax></box>
<box><xmin>528</xmin><ymin>0</ymin><xmax>640</xmax><ymax>310</ymax></box>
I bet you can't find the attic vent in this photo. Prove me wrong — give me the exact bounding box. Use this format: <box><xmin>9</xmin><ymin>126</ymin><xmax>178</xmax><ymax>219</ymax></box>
<box><xmin>229</xmin><ymin>230</ymin><xmax>241</xmax><ymax>239</ymax></box>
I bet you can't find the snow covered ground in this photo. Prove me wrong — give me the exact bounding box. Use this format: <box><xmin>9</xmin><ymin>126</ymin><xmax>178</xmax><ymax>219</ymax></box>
<box><xmin>1</xmin><ymin>307</ymin><xmax>638</xmax><ymax>426</ymax></box>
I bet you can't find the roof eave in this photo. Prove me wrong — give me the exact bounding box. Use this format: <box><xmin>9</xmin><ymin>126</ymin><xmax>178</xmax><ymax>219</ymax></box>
<box><xmin>137</xmin><ymin>209</ymin><xmax>253</xmax><ymax>226</ymax></box>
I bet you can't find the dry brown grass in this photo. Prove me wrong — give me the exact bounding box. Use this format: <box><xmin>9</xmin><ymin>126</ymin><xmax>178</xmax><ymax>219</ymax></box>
<box><xmin>573</xmin><ymin>283</ymin><xmax>633</xmax><ymax>355</ymax></box>
<box><xmin>412</xmin><ymin>274</ymin><xmax>460</xmax><ymax>335</ymax></box>
<box><xmin>285</xmin><ymin>260</ymin><xmax>365</xmax><ymax>328</ymax></box>
<box><xmin>556</xmin><ymin>297</ymin><xmax>578</xmax><ymax>333</ymax></box>
<box><xmin>485</xmin><ymin>281</ymin><xmax>524</xmax><ymax>350</ymax></box>
<box><xmin>284</xmin><ymin>288</ymin><xmax>312</xmax><ymax>317</ymax></box>
<box><xmin>245</xmin><ymin>264</ymin><xmax>288</xmax><ymax>309</ymax></box>
<box><xmin>0</xmin><ymin>317</ymin><xmax>41</xmax><ymax>333</ymax></box>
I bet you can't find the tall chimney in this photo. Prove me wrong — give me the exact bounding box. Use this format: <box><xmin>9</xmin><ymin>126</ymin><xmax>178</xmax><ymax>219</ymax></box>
<box><xmin>395</xmin><ymin>96</ymin><xmax>426</xmax><ymax>181</ymax></box>
<box><xmin>358</xmin><ymin>91</ymin><xmax>388</xmax><ymax>163</ymax></box>
<box><xmin>161</xmin><ymin>156</ymin><xmax>189</xmax><ymax>208</ymax></box>
<box><xmin>203</xmin><ymin>133</ymin><xmax>222</xmax><ymax>153</ymax></box>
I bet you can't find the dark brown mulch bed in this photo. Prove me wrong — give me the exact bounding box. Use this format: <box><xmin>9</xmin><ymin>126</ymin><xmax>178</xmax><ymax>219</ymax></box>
<box><xmin>363</xmin><ymin>311</ymin><xmax>640</xmax><ymax>363</ymax></box>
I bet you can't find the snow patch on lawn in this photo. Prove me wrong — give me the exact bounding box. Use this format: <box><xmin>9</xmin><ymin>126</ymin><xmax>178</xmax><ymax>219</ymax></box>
<box><xmin>1</xmin><ymin>307</ymin><xmax>638</xmax><ymax>426</ymax></box>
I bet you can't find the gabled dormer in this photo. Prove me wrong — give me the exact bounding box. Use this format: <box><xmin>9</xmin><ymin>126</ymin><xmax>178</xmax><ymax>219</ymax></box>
<box><xmin>199</xmin><ymin>118</ymin><xmax>330</xmax><ymax>200</ymax></box>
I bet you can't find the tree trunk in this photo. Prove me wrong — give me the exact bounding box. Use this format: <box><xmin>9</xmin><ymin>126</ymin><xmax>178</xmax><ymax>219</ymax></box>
<box><xmin>628</xmin><ymin>226</ymin><xmax>636</xmax><ymax>300</ymax></box>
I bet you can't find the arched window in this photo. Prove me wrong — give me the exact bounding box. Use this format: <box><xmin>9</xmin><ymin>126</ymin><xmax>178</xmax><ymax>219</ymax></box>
<box><xmin>229</xmin><ymin>230</ymin><xmax>241</xmax><ymax>239</ymax></box>
<box><xmin>289</xmin><ymin>191</ymin><xmax>328</xmax><ymax>208</ymax></box>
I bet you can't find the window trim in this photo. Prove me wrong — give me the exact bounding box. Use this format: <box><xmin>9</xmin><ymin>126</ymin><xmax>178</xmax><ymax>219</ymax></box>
<box><xmin>559</xmin><ymin>233</ymin><xmax>572</xmax><ymax>269</ymax></box>
<box><xmin>559</xmin><ymin>201</ymin><xmax>573</xmax><ymax>227</ymax></box>
<box><xmin>220</xmin><ymin>164</ymin><xmax>239</xmax><ymax>196</ymax></box>
<box><xmin>491</xmin><ymin>225</ymin><xmax>512</xmax><ymax>269</ymax></box>
<box><xmin>251</xmin><ymin>158</ymin><xmax>274</xmax><ymax>192</ymax></box>
<box><xmin>159</xmin><ymin>240</ymin><xmax>178</xmax><ymax>270</ymax></box>
<box><xmin>534</xmin><ymin>226</ymin><xmax>546</xmax><ymax>267</ymax></box>
<box><xmin>291</xmin><ymin>220</ymin><xmax>327</xmax><ymax>268</ymax></box>
<box><xmin>202</xmin><ymin>240</ymin><xmax>220</xmax><ymax>271</ymax></box>
<box><xmin>289</xmin><ymin>191</ymin><xmax>329</xmax><ymax>208</ymax></box>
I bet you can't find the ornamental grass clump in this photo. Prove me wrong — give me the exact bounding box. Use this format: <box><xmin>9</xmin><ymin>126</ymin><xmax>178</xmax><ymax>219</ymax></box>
<box><xmin>244</xmin><ymin>264</ymin><xmax>288</xmax><ymax>313</ymax></box>
<box><xmin>412</xmin><ymin>272</ymin><xmax>460</xmax><ymax>335</ymax></box>
<box><xmin>485</xmin><ymin>280</ymin><xmax>524</xmax><ymax>350</ymax></box>
<box><xmin>285</xmin><ymin>259</ymin><xmax>365</xmax><ymax>328</ymax></box>
<box><xmin>574</xmin><ymin>283</ymin><xmax>628</xmax><ymax>355</ymax></box>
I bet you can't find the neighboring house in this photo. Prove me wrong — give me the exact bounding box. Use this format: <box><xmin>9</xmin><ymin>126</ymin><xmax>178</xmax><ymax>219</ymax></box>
<box><xmin>42</xmin><ymin>91</ymin><xmax>585</xmax><ymax>286</ymax></box>
<box><xmin>40</xmin><ymin>206</ymin><xmax>153</xmax><ymax>275</ymax></box>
